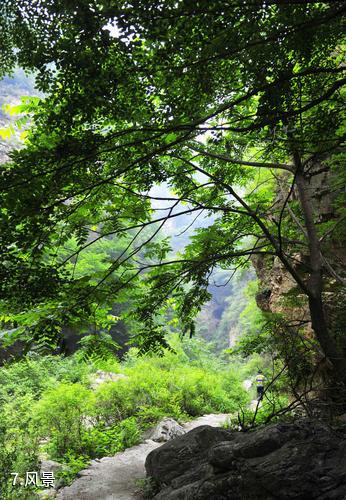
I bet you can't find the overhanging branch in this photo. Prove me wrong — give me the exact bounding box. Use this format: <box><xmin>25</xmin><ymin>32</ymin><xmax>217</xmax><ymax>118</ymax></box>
<box><xmin>189</xmin><ymin>145</ymin><xmax>294</xmax><ymax>172</ymax></box>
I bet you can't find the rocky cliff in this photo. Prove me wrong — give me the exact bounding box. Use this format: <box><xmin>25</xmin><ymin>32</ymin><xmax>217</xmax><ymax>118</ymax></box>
<box><xmin>145</xmin><ymin>420</ymin><xmax>346</xmax><ymax>499</ymax></box>
<box><xmin>252</xmin><ymin>164</ymin><xmax>346</xmax><ymax>355</ymax></box>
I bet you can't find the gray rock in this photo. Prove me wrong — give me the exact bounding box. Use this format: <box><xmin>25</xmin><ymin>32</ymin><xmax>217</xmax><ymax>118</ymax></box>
<box><xmin>39</xmin><ymin>460</ymin><xmax>65</xmax><ymax>492</ymax></box>
<box><xmin>150</xmin><ymin>418</ymin><xmax>186</xmax><ymax>442</ymax></box>
<box><xmin>81</xmin><ymin>415</ymin><xmax>98</xmax><ymax>429</ymax></box>
<box><xmin>90</xmin><ymin>370</ymin><xmax>127</xmax><ymax>389</ymax></box>
<box><xmin>56</xmin><ymin>439</ymin><xmax>161</xmax><ymax>499</ymax></box>
<box><xmin>146</xmin><ymin>425</ymin><xmax>234</xmax><ymax>485</ymax></box>
<box><xmin>243</xmin><ymin>379</ymin><xmax>252</xmax><ymax>391</ymax></box>
<box><xmin>145</xmin><ymin>420</ymin><xmax>346</xmax><ymax>499</ymax></box>
<box><xmin>40</xmin><ymin>460</ymin><xmax>64</xmax><ymax>475</ymax></box>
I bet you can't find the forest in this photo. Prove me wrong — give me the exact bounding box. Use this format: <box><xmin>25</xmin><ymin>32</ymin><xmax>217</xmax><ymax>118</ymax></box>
<box><xmin>0</xmin><ymin>1</ymin><xmax>345</xmax><ymax>499</ymax></box>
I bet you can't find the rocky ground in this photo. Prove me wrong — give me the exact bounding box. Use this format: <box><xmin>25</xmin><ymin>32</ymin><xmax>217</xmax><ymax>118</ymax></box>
<box><xmin>56</xmin><ymin>414</ymin><xmax>231</xmax><ymax>500</ymax></box>
<box><xmin>38</xmin><ymin>374</ymin><xmax>346</xmax><ymax>500</ymax></box>
<box><xmin>51</xmin><ymin>378</ymin><xmax>255</xmax><ymax>499</ymax></box>
<box><xmin>146</xmin><ymin>419</ymin><xmax>346</xmax><ymax>500</ymax></box>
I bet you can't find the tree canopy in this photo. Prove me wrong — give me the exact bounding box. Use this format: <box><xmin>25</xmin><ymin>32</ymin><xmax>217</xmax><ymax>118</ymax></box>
<box><xmin>0</xmin><ymin>1</ymin><xmax>345</xmax><ymax>380</ymax></box>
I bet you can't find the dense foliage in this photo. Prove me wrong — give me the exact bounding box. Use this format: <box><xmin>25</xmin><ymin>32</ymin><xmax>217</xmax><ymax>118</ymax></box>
<box><xmin>0</xmin><ymin>336</ymin><xmax>253</xmax><ymax>497</ymax></box>
<box><xmin>0</xmin><ymin>2</ymin><xmax>345</xmax><ymax>393</ymax></box>
<box><xmin>1</xmin><ymin>5</ymin><xmax>345</xmax><ymax>499</ymax></box>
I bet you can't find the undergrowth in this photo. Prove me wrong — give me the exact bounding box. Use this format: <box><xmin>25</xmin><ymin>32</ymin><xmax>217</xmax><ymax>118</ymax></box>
<box><xmin>0</xmin><ymin>335</ymin><xmax>257</xmax><ymax>497</ymax></box>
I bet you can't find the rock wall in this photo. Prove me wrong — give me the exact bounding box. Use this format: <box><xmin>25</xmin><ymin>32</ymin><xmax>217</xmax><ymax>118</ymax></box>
<box><xmin>145</xmin><ymin>420</ymin><xmax>346</xmax><ymax>499</ymax></box>
<box><xmin>252</xmin><ymin>164</ymin><xmax>346</xmax><ymax>353</ymax></box>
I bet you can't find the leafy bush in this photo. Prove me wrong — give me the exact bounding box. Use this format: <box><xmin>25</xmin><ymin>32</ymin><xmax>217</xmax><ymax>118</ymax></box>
<box><xmin>176</xmin><ymin>366</ymin><xmax>247</xmax><ymax>416</ymax></box>
<box><xmin>33</xmin><ymin>383</ymin><xmax>94</xmax><ymax>457</ymax></box>
<box><xmin>135</xmin><ymin>405</ymin><xmax>169</xmax><ymax>427</ymax></box>
<box><xmin>82</xmin><ymin>417</ymin><xmax>141</xmax><ymax>458</ymax></box>
<box><xmin>0</xmin><ymin>354</ymin><xmax>92</xmax><ymax>403</ymax></box>
<box><xmin>0</xmin><ymin>407</ymin><xmax>39</xmax><ymax>499</ymax></box>
<box><xmin>89</xmin><ymin>356</ymin><xmax>121</xmax><ymax>374</ymax></box>
<box><xmin>94</xmin><ymin>380</ymin><xmax>137</xmax><ymax>424</ymax></box>
<box><xmin>0</xmin><ymin>335</ymin><xmax>251</xmax><ymax>490</ymax></box>
<box><xmin>54</xmin><ymin>452</ymin><xmax>90</xmax><ymax>487</ymax></box>
<box><xmin>94</xmin><ymin>350</ymin><xmax>248</xmax><ymax>426</ymax></box>
<box><xmin>226</xmin><ymin>391</ymin><xmax>291</xmax><ymax>430</ymax></box>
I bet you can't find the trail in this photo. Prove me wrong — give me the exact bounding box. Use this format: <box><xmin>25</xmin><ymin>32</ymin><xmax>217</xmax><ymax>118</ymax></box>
<box><xmin>56</xmin><ymin>414</ymin><xmax>230</xmax><ymax>500</ymax></box>
<box><xmin>243</xmin><ymin>378</ymin><xmax>260</xmax><ymax>412</ymax></box>
<box><xmin>57</xmin><ymin>381</ymin><xmax>256</xmax><ymax>499</ymax></box>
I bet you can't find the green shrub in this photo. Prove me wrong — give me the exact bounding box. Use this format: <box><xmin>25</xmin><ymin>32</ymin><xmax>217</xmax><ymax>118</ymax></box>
<box><xmin>176</xmin><ymin>366</ymin><xmax>246</xmax><ymax>416</ymax></box>
<box><xmin>81</xmin><ymin>417</ymin><xmax>141</xmax><ymax>458</ymax></box>
<box><xmin>88</xmin><ymin>356</ymin><xmax>121</xmax><ymax>374</ymax></box>
<box><xmin>94</xmin><ymin>380</ymin><xmax>135</xmax><ymax>424</ymax></box>
<box><xmin>94</xmin><ymin>351</ymin><xmax>248</xmax><ymax>425</ymax></box>
<box><xmin>93</xmin><ymin>367</ymin><xmax>185</xmax><ymax>426</ymax></box>
<box><xmin>0</xmin><ymin>354</ymin><xmax>92</xmax><ymax>403</ymax></box>
<box><xmin>0</xmin><ymin>336</ymin><xmax>252</xmax><ymax>489</ymax></box>
<box><xmin>55</xmin><ymin>452</ymin><xmax>90</xmax><ymax>487</ymax></box>
<box><xmin>135</xmin><ymin>405</ymin><xmax>168</xmax><ymax>427</ymax></box>
<box><xmin>115</xmin><ymin>417</ymin><xmax>141</xmax><ymax>449</ymax></box>
<box><xmin>0</xmin><ymin>406</ymin><xmax>39</xmax><ymax>500</ymax></box>
<box><xmin>226</xmin><ymin>392</ymin><xmax>291</xmax><ymax>430</ymax></box>
<box><xmin>33</xmin><ymin>383</ymin><xmax>94</xmax><ymax>457</ymax></box>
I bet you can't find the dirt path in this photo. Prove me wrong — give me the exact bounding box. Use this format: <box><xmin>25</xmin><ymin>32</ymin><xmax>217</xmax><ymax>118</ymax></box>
<box><xmin>243</xmin><ymin>378</ymin><xmax>260</xmax><ymax>412</ymax></box>
<box><xmin>56</xmin><ymin>414</ymin><xmax>230</xmax><ymax>500</ymax></box>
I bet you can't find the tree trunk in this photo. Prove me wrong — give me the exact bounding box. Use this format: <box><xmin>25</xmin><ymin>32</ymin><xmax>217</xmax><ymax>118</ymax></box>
<box><xmin>294</xmin><ymin>156</ymin><xmax>346</xmax><ymax>385</ymax></box>
<box><xmin>308</xmin><ymin>294</ymin><xmax>346</xmax><ymax>383</ymax></box>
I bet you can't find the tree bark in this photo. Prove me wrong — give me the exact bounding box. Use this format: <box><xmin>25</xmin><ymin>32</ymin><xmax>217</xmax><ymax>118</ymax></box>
<box><xmin>294</xmin><ymin>154</ymin><xmax>346</xmax><ymax>384</ymax></box>
<box><xmin>308</xmin><ymin>294</ymin><xmax>346</xmax><ymax>382</ymax></box>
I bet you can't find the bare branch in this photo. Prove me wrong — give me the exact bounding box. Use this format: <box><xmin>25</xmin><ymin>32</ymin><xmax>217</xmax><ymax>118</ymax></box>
<box><xmin>189</xmin><ymin>145</ymin><xmax>294</xmax><ymax>172</ymax></box>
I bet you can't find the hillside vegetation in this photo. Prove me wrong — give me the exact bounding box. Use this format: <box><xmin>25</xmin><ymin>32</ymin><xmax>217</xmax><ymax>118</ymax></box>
<box><xmin>0</xmin><ymin>2</ymin><xmax>345</xmax><ymax>498</ymax></box>
<box><xmin>0</xmin><ymin>336</ymin><xmax>279</xmax><ymax>498</ymax></box>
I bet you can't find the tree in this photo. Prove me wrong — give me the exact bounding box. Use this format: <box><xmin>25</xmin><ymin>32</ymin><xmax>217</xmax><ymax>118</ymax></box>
<box><xmin>0</xmin><ymin>1</ymin><xmax>345</xmax><ymax>384</ymax></box>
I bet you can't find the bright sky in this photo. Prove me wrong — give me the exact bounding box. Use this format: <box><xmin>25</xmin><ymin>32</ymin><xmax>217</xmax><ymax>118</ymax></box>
<box><xmin>103</xmin><ymin>22</ymin><xmax>120</xmax><ymax>38</ymax></box>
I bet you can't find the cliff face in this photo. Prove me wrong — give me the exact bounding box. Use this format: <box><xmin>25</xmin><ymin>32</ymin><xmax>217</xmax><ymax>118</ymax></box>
<box><xmin>252</xmin><ymin>163</ymin><xmax>346</xmax><ymax>353</ymax></box>
<box><xmin>253</xmin><ymin>253</ymin><xmax>307</xmax><ymax>316</ymax></box>
<box><xmin>196</xmin><ymin>269</ymin><xmax>256</xmax><ymax>352</ymax></box>
<box><xmin>145</xmin><ymin>420</ymin><xmax>346</xmax><ymax>500</ymax></box>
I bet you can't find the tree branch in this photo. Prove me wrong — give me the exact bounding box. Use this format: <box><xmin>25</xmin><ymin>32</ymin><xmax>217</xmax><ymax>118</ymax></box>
<box><xmin>189</xmin><ymin>145</ymin><xmax>294</xmax><ymax>172</ymax></box>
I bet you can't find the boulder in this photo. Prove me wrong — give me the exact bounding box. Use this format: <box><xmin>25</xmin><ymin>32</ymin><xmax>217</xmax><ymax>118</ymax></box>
<box><xmin>90</xmin><ymin>370</ymin><xmax>127</xmax><ymax>389</ymax></box>
<box><xmin>145</xmin><ymin>420</ymin><xmax>346</xmax><ymax>499</ymax></box>
<box><xmin>149</xmin><ymin>418</ymin><xmax>186</xmax><ymax>442</ymax></box>
<box><xmin>39</xmin><ymin>459</ymin><xmax>64</xmax><ymax>475</ymax></box>
<box><xmin>146</xmin><ymin>425</ymin><xmax>234</xmax><ymax>486</ymax></box>
<box><xmin>39</xmin><ymin>459</ymin><xmax>66</xmax><ymax>491</ymax></box>
<box><xmin>243</xmin><ymin>379</ymin><xmax>252</xmax><ymax>391</ymax></box>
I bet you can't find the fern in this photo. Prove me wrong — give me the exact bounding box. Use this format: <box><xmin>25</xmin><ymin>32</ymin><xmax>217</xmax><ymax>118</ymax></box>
<box><xmin>76</xmin><ymin>333</ymin><xmax>120</xmax><ymax>362</ymax></box>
